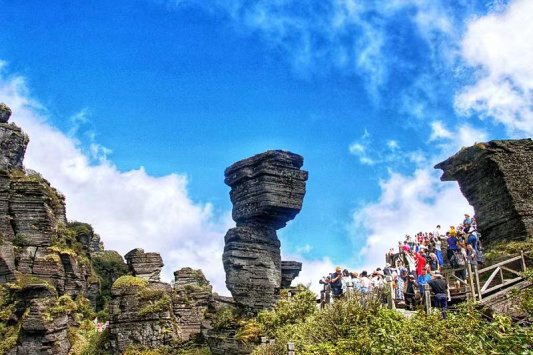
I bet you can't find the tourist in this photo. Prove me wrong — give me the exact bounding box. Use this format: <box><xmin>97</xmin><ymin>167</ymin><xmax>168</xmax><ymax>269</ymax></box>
<box><xmin>428</xmin><ymin>272</ymin><xmax>448</xmax><ymax>319</ymax></box>
<box><xmin>434</xmin><ymin>236</ymin><xmax>444</xmax><ymax>266</ymax></box>
<box><xmin>428</xmin><ymin>252</ymin><xmax>439</xmax><ymax>271</ymax></box>
<box><xmin>467</xmin><ymin>230</ymin><xmax>479</xmax><ymax>250</ymax></box>
<box><xmin>342</xmin><ymin>269</ymin><xmax>352</xmax><ymax>294</ymax></box>
<box><xmin>466</xmin><ymin>245</ymin><xmax>478</xmax><ymax>266</ymax></box>
<box><xmin>463</xmin><ymin>214</ymin><xmax>472</xmax><ymax>228</ymax></box>
<box><xmin>417</xmin><ymin>268</ymin><xmax>432</xmax><ymax>295</ymax></box>
<box><xmin>433</xmin><ymin>225</ymin><xmax>442</xmax><ymax>239</ymax></box>
<box><xmin>351</xmin><ymin>272</ymin><xmax>361</xmax><ymax>291</ymax></box>
<box><xmin>371</xmin><ymin>270</ymin><xmax>384</xmax><ymax>288</ymax></box>
<box><xmin>404</xmin><ymin>275</ymin><xmax>418</xmax><ymax>311</ymax></box>
<box><xmin>404</xmin><ymin>250</ymin><xmax>416</xmax><ymax>275</ymax></box>
<box><xmin>415</xmin><ymin>250</ymin><xmax>427</xmax><ymax>276</ymax></box>
<box><xmin>329</xmin><ymin>267</ymin><xmax>344</xmax><ymax>299</ymax></box>
<box><xmin>359</xmin><ymin>271</ymin><xmax>371</xmax><ymax>293</ymax></box>
<box><xmin>395</xmin><ymin>269</ymin><xmax>407</xmax><ymax>303</ymax></box>
<box><xmin>447</xmin><ymin>232</ymin><xmax>459</xmax><ymax>265</ymax></box>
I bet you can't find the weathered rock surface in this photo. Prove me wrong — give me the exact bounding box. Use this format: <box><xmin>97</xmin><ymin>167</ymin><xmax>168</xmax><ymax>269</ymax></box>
<box><xmin>224</xmin><ymin>225</ymin><xmax>281</xmax><ymax>311</ymax></box>
<box><xmin>225</xmin><ymin>150</ymin><xmax>308</xmax><ymax>229</ymax></box>
<box><xmin>0</xmin><ymin>106</ymin><xmax>106</xmax><ymax>353</ymax></box>
<box><xmin>435</xmin><ymin>139</ymin><xmax>533</xmax><ymax>245</ymax></box>
<box><xmin>281</xmin><ymin>260</ymin><xmax>302</xmax><ymax>289</ymax></box>
<box><xmin>0</xmin><ymin>103</ymin><xmax>12</xmax><ymax>123</ymax></box>
<box><xmin>172</xmin><ymin>268</ymin><xmax>214</xmax><ymax>341</ymax></box>
<box><xmin>10</xmin><ymin>284</ymin><xmax>70</xmax><ymax>355</ymax></box>
<box><xmin>108</xmin><ymin>278</ymin><xmax>180</xmax><ymax>354</ymax></box>
<box><xmin>124</xmin><ymin>248</ymin><xmax>164</xmax><ymax>282</ymax></box>
<box><xmin>223</xmin><ymin>150</ymin><xmax>307</xmax><ymax>313</ymax></box>
<box><xmin>0</xmin><ymin>121</ymin><xmax>28</xmax><ymax>171</ymax></box>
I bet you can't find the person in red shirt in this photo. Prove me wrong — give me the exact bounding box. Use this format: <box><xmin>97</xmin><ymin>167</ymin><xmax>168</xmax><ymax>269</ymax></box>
<box><xmin>415</xmin><ymin>250</ymin><xmax>427</xmax><ymax>276</ymax></box>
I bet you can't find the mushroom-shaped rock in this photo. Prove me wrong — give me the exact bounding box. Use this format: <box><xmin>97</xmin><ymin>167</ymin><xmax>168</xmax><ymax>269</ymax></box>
<box><xmin>222</xmin><ymin>150</ymin><xmax>308</xmax><ymax>313</ymax></box>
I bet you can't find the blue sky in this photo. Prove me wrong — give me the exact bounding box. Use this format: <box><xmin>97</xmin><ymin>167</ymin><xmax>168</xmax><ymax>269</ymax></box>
<box><xmin>1</xmin><ymin>0</ymin><xmax>531</xmax><ymax>294</ymax></box>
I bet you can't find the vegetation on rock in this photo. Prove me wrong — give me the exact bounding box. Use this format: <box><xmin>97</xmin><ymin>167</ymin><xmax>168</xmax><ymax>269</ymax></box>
<box><xmin>112</xmin><ymin>275</ymin><xmax>148</xmax><ymax>291</ymax></box>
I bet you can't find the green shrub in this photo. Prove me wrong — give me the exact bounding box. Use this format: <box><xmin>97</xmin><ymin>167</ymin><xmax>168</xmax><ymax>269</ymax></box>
<box><xmin>247</xmin><ymin>287</ymin><xmax>533</xmax><ymax>355</ymax></box>
<box><xmin>112</xmin><ymin>275</ymin><xmax>148</xmax><ymax>291</ymax></box>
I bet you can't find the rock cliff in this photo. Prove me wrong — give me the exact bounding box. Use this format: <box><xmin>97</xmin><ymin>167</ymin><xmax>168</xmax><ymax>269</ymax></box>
<box><xmin>0</xmin><ymin>104</ymin><xmax>123</xmax><ymax>354</ymax></box>
<box><xmin>435</xmin><ymin>139</ymin><xmax>533</xmax><ymax>245</ymax></box>
<box><xmin>223</xmin><ymin>150</ymin><xmax>308</xmax><ymax>313</ymax></box>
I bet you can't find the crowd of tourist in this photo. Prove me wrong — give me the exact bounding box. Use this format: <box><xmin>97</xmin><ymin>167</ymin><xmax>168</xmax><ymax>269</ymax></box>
<box><xmin>320</xmin><ymin>213</ymin><xmax>485</xmax><ymax>318</ymax></box>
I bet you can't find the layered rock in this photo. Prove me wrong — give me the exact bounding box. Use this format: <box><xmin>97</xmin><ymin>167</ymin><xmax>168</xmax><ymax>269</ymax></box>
<box><xmin>108</xmin><ymin>277</ymin><xmax>180</xmax><ymax>354</ymax></box>
<box><xmin>11</xmin><ymin>284</ymin><xmax>70</xmax><ymax>355</ymax></box>
<box><xmin>124</xmin><ymin>248</ymin><xmax>164</xmax><ymax>282</ymax></box>
<box><xmin>0</xmin><ymin>116</ymin><xmax>28</xmax><ymax>172</ymax></box>
<box><xmin>281</xmin><ymin>260</ymin><xmax>302</xmax><ymax>289</ymax></box>
<box><xmin>172</xmin><ymin>268</ymin><xmax>214</xmax><ymax>341</ymax></box>
<box><xmin>435</xmin><ymin>139</ymin><xmax>533</xmax><ymax>245</ymax></box>
<box><xmin>223</xmin><ymin>150</ymin><xmax>308</xmax><ymax>313</ymax></box>
<box><xmin>0</xmin><ymin>105</ymin><xmax>106</xmax><ymax>353</ymax></box>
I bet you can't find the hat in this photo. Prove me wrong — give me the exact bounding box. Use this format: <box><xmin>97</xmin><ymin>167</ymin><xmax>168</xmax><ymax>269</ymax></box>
<box><xmin>409</xmin><ymin>275</ymin><xmax>415</xmax><ymax>279</ymax></box>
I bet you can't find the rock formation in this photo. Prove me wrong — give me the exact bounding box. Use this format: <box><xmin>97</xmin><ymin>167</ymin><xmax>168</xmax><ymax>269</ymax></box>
<box><xmin>108</xmin><ymin>275</ymin><xmax>180</xmax><ymax>354</ymax></box>
<box><xmin>223</xmin><ymin>150</ymin><xmax>308</xmax><ymax>313</ymax></box>
<box><xmin>435</xmin><ymin>139</ymin><xmax>533</xmax><ymax>245</ymax></box>
<box><xmin>124</xmin><ymin>248</ymin><xmax>164</xmax><ymax>282</ymax></box>
<box><xmin>281</xmin><ymin>260</ymin><xmax>302</xmax><ymax>289</ymax></box>
<box><xmin>172</xmin><ymin>268</ymin><xmax>215</xmax><ymax>341</ymax></box>
<box><xmin>108</xmin><ymin>264</ymin><xmax>218</xmax><ymax>353</ymax></box>
<box><xmin>11</xmin><ymin>284</ymin><xmax>70</xmax><ymax>355</ymax></box>
<box><xmin>0</xmin><ymin>104</ymin><xmax>112</xmax><ymax>354</ymax></box>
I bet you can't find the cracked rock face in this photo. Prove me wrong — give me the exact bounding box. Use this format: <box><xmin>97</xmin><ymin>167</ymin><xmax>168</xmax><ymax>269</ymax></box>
<box><xmin>435</xmin><ymin>139</ymin><xmax>533</xmax><ymax>245</ymax></box>
<box><xmin>222</xmin><ymin>150</ymin><xmax>307</xmax><ymax>313</ymax></box>
<box><xmin>124</xmin><ymin>248</ymin><xmax>164</xmax><ymax>282</ymax></box>
<box><xmin>172</xmin><ymin>268</ymin><xmax>214</xmax><ymax>341</ymax></box>
<box><xmin>14</xmin><ymin>284</ymin><xmax>71</xmax><ymax>355</ymax></box>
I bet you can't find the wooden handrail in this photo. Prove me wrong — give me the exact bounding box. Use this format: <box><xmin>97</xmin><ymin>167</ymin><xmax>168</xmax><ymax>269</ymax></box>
<box><xmin>477</xmin><ymin>255</ymin><xmax>523</xmax><ymax>274</ymax></box>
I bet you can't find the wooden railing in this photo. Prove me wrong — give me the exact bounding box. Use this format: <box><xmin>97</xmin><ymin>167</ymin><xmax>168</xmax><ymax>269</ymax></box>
<box><xmin>473</xmin><ymin>251</ymin><xmax>528</xmax><ymax>301</ymax></box>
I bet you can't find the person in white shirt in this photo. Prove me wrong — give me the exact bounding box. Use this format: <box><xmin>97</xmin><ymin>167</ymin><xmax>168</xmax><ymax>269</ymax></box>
<box><xmin>359</xmin><ymin>271</ymin><xmax>371</xmax><ymax>293</ymax></box>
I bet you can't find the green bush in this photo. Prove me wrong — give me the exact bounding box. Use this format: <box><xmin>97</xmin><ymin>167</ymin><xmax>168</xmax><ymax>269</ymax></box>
<box><xmin>246</xmin><ymin>287</ymin><xmax>532</xmax><ymax>355</ymax></box>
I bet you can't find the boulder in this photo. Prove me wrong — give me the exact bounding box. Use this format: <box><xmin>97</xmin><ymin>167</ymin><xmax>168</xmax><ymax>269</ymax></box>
<box><xmin>124</xmin><ymin>248</ymin><xmax>164</xmax><ymax>282</ymax></box>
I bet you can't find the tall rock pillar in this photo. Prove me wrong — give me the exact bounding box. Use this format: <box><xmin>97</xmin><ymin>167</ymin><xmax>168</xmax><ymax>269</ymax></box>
<box><xmin>435</xmin><ymin>139</ymin><xmax>533</xmax><ymax>245</ymax></box>
<box><xmin>222</xmin><ymin>150</ymin><xmax>308</xmax><ymax>313</ymax></box>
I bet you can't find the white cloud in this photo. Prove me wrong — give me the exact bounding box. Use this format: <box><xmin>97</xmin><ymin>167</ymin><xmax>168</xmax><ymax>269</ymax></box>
<box><xmin>429</xmin><ymin>120</ymin><xmax>453</xmax><ymax>142</ymax></box>
<box><xmin>0</xmin><ymin>64</ymin><xmax>232</xmax><ymax>295</ymax></box>
<box><xmin>456</xmin><ymin>0</ymin><xmax>533</xmax><ymax>136</ymax></box>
